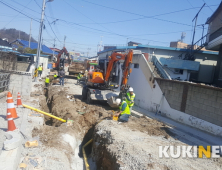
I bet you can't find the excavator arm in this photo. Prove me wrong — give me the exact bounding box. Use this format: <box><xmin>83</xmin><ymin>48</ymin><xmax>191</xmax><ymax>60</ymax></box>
<box><xmin>121</xmin><ymin>49</ymin><xmax>133</xmax><ymax>88</ymax></box>
<box><xmin>55</xmin><ymin>47</ymin><xmax>68</xmax><ymax>69</ymax></box>
<box><xmin>105</xmin><ymin>50</ymin><xmax>133</xmax><ymax>87</ymax></box>
<box><xmin>104</xmin><ymin>52</ymin><xmax>126</xmax><ymax>83</ymax></box>
<box><xmin>106</xmin><ymin>49</ymin><xmax>134</xmax><ymax>107</ymax></box>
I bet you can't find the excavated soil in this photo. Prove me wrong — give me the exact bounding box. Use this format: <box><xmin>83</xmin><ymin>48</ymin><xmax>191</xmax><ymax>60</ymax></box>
<box><xmin>38</xmin><ymin>86</ymin><xmax>172</xmax><ymax>140</ymax></box>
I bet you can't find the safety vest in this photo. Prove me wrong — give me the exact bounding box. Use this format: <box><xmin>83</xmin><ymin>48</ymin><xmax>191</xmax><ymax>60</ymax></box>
<box><xmin>126</xmin><ymin>92</ymin><xmax>135</xmax><ymax>107</ymax></box>
<box><xmin>119</xmin><ymin>101</ymin><xmax>130</xmax><ymax>115</ymax></box>
<box><xmin>45</xmin><ymin>77</ymin><xmax>50</xmax><ymax>83</ymax></box>
<box><xmin>38</xmin><ymin>66</ymin><xmax>42</xmax><ymax>71</ymax></box>
<box><xmin>77</xmin><ymin>73</ymin><xmax>83</xmax><ymax>79</ymax></box>
<box><xmin>54</xmin><ymin>75</ymin><xmax>57</xmax><ymax>78</ymax></box>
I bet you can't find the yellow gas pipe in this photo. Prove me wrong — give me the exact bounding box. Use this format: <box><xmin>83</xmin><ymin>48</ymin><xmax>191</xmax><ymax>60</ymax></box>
<box><xmin>22</xmin><ymin>104</ymin><xmax>66</xmax><ymax>123</ymax></box>
<box><xmin>82</xmin><ymin>139</ymin><xmax>93</xmax><ymax>170</ymax></box>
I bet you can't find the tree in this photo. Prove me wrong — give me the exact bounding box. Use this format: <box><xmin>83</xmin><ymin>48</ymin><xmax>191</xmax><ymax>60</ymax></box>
<box><xmin>17</xmin><ymin>45</ymin><xmax>24</xmax><ymax>53</ymax></box>
<box><xmin>24</xmin><ymin>48</ymin><xmax>42</xmax><ymax>54</ymax></box>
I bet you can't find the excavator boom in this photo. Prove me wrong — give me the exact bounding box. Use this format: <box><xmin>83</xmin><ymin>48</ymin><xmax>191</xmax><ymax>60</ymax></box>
<box><xmin>121</xmin><ymin>49</ymin><xmax>133</xmax><ymax>87</ymax></box>
<box><xmin>54</xmin><ymin>47</ymin><xmax>69</xmax><ymax>69</ymax></box>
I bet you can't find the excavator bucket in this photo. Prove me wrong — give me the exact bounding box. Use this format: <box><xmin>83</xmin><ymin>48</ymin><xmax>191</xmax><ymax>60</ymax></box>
<box><xmin>107</xmin><ymin>96</ymin><xmax>119</xmax><ymax>108</ymax></box>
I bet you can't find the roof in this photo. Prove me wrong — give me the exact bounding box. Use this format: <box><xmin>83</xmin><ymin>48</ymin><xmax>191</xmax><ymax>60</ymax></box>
<box><xmin>206</xmin><ymin>2</ymin><xmax>222</xmax><ymax>24</ymax></box>
<box><xmin>128</xmin><ymin>41</ymin><xmax>141</xmax><ymax>44</ymax></box>
<box><xmin>0</xmin><ymin>47</ymin><xmax>19</xmax><ymax>53</ymax></box>
<box><xmin>0</xmin><ymin>38</ymin><xmax>11</xmax><ymax>47</ymax></box>
<box><xmin>17</xmin><ymin>53</ymin><xmax>50</xmax><ymax>58</ymax></box>
<box><xmin>158</xmin><ymin>57</ymin><xmax>200</xmax><ymax>71</ymax></box>
<box><xmin>98</xmin><ymin>45</ymin><xmax>219</xmax><ymax>55</ymax></box>
<box><xmin>11</xmin><ymin>39</ymin><xmax>58</xmax><ymax>55</ymax></box>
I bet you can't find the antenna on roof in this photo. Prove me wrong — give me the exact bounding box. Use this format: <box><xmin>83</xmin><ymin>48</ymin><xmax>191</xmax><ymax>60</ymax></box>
<box><xmin>181</xmin><ymin>32</ymin><xmax>186</xmax><ymax>43</ymax></box>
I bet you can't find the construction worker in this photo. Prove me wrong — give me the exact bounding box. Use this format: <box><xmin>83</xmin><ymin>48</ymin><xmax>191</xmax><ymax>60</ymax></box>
<box><xmin>59</xmin><ymin>67</ymin><xmax>65</xmax><ymax>86</ymax></box>
<box><xmin>77</xmin><ymin>71</ymin><xmax>83</xmax><ymax>80</ymax></box>
<box><xmin>126</xmin><ymin>87</ymin><xmax>135</xmax><ymax>112</ymax></box>
<box><xmin>45</xmin><ymin>75</ymin><xmax>50</xmax><ymax>87</ymax></box>
<box><xmin>115</xmin><ymin>98</ymin><xmax>130</xmax><ymax>122</ymax></box>
<box><xmin>38</xmin><ymin>65</ymin><xmax>43</xmax><ymax>77</ymax></box>
<box><xmin>54</xmin><ymin>73</ymin><xmax>57</xmax><ymax>79</ymax></box>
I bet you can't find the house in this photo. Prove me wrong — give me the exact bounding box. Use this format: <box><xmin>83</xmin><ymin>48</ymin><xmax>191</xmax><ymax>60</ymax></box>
<box><xmin>205</xmin><ymin>2</ymin><xmax>222</xmax><ymax>87</ymax></box>
<box><xmin>154</xmin><ymin>56</ymin><xmax>200</xmax><ymax>81</ymax></box>
<box><xmin>128</xmin><ymin>41</ymin><xmax>141</xmax><ymax>46</ymax></box>
<box><xmin>0</xmin><ymin>38</ymin><xmax>12</xmax><ymax>49</ymax></box>
<box><xmin>11</xmin><ymin>39</ymin><xmax>57</xmax><ymax>55</ymax></box>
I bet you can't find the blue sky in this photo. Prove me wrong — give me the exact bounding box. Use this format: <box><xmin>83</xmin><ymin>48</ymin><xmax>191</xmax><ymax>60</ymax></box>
<box><xmin>0</xmin><ymin>0</ymin><xmax>221</xmax><ymax>56</ymax></box>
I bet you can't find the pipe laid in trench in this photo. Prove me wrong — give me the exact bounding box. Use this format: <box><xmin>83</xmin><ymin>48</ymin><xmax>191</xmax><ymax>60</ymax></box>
<box><xmin>82</xmin><ymin>139</ymin><xmax>93</xmax><ymax>170</ymax></box>
<box><xmin>23</xmin><ymin>104</ymin><xmax>66</xmax><ymax>123</ymax></box>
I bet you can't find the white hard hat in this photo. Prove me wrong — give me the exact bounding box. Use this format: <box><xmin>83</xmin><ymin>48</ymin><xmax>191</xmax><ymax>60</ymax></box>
<box><xmin>85</xmin><ymin>70</ymin><xmax>87</xmax><ymax>72</ymax></box>
<box><xmin>116</xmin><ymin>98</ymin><xmax>121</xmax><ymax>105</ymax></box>
<box><xmin>129</xmin><ymin>87</ymin><xmax>134</xmax><ymax>92</ymax></box>
<box><xmin>80</xmin><ymin>71</ymin><xmax>82</xmax><ymax>73</ymax></box>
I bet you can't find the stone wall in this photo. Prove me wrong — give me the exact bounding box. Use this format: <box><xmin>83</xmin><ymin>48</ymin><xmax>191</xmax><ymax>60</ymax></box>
<box><xmin>156</xmin><ymin>78</ymin><xmax>222</xmax><ymax>127</ymax></box>
<box><xmin>17</xmin><ymin>62</ymin><xmax>30</xmax><ymax>72</ymax></box>
<box><xmin>8</xmin><ymin>72</ymin><xmax>32</xmax><ymax>99</ymax></box>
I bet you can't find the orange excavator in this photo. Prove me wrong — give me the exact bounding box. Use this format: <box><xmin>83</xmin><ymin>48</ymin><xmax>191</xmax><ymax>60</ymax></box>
<box><xmin>82</xmin><ymin>49</ymin><xmax>133</xmax><ymax>107</ymax></box>
<box><xmin>53</xmin><ymin>47</ymin><xmax>69</xmax><ymax>69</ymax></box>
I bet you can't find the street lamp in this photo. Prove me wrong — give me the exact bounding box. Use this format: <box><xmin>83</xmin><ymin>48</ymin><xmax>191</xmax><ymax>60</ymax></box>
<box><xmin>34</xmin><ymin>0</ymin><xmax>54</xmax><ymax>82</ymax></box>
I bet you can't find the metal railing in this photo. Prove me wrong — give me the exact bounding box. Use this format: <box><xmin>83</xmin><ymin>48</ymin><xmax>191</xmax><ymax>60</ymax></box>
<box><xmin>0</xmin><ymin>73</ymin><xmax>10</xmax><ymax>92</ymax></box>
<box><xmin>152</xmin><ymin>56</ymin><xmax>171</xmax><ymax>80</ymax></box>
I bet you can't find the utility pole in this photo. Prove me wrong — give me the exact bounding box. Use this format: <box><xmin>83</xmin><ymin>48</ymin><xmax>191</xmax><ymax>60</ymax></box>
<box><xmin>191</xmin><ymin>3</ymin><xmax>205</xmax><ymax>54</ymax></box>
<box><xmin>53</xmin><ymin>38</ymin><xmax>55</xmax><ymax>59</ymax></box>
<box><xmin>64</xmin><ymin>35</ymin><xmax>66</xmax><ymax>47</ymax></box>
<box><xmin>29</xmin><ymin>18</ymin><xmax>32</xmax><ymax>48</ymax></box>
<box><xmin>34</xmin><ymin>0</ymin><xmax>54</xmax><ymax>82</ymax></box>
<box><xmin>87</xmin><ymin>48</ymin><xmax>91</xmax><ymax>57</ymax></box>
<box><xmin>19</xmin><ymin>30</ymin><xmax>20</xmax><ymax>39</ymax></box>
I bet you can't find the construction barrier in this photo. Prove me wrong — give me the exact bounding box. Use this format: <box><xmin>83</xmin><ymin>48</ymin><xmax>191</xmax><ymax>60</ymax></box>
<box><xmin>34</xmin><ymin>68</ymin><xmax>38</xmax><ymax>77</ymax></box>
<box><xmin>22</xmin><ymin>104</ymin><xmax>66</xmax><ymax>123</ymax></box>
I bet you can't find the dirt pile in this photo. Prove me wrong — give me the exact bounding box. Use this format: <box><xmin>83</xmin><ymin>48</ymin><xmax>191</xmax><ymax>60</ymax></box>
<box><xmin>40</xmin><ymin>86</ymin><xmax>111</xmax><ymax>136</ymax></box>
<box><xmin>126</xmin><ymin>116</ymin><xmax>172</xmax><ymax>139</ymax></box>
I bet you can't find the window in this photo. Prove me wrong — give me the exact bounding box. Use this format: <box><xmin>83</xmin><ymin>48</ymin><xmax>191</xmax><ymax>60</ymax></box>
<box><xmin>174</xmin><ymin>69</ymin><xmax>183</xmax><ymax>74</ymax></box>
<box><xmin>134</xmin><ymin>64</ymin><xmax>139</xmax><ymax>68</ymax></box>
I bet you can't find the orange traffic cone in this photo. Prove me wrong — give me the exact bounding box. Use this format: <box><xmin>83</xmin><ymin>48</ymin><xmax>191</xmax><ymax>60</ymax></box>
<box><xmin>6</xmin><ymin>92</ymin><xmax>18</xmax><ymax>119</ymax></box>
<box><xmin>17</xmin><ymin>92</ymin><xmax>22</xmax><ymax>107</ymax></box>
<box><xmin>7</xmin><ymin>112</ymin><xmax>16</xmax><ymax>131</ymax></box>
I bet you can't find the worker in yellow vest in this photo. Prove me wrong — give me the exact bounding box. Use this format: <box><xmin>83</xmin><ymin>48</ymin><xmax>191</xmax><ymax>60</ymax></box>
<box><xmin>38</xmin><ymin>65</ymin><xmax>43</xmax><ymax>77</ymax></box>
<box><xmin>54</xmin><ymin>73</ymin><xmax>57</xmax><ymax>80</ymax></box>
<box><xmin>115</xmin><ymin>98</ymin><xmax>130</xmax><ymax>122</ymax></box>
<box><xmin>126</xmin><ymin>87</ymin><xmax>136</xmax><ymax>113</ymax></box>
<box><xmin>45</xmin><ymin>75</ymin><xmax>50</xmax><ymax>87</ymax></box>
<box><xmin>38</xmin><ymin>65</ymin><xmax>43</xmax><ymax>78</ymax></box>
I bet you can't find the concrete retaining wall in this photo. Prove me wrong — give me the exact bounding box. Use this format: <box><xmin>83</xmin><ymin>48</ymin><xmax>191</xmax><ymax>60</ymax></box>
<box><xmin>17</xmin><ymin>62</ymin><xmax>30</xmax><ymax>72</ymax></box>
<box><xmin>8</xmin><ymin>72</ymin><xmax>32</xmax><ymax>99</ymax></box>
<box><xmin>157</xmin><ymin>78</ymin><xmax>222</xmax><ymax>127</ymax></box>
<box><xmin>128</xmin><ymin>54</ymin><xmax>222</xmax><ymax>137</ymax></box>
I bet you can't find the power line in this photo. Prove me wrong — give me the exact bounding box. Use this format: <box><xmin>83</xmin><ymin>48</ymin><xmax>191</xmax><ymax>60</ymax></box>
<box><xmin>186</xmin><ymin>0</ymin><xmax>194</xmax><ymax>7</ymax></box>
<box><xmin>33</xmin><ymin>0</ymin><xmax>41</xmax><ymax>9</ymax></box>
<box><xmin>0</xmin><ymin>1</ymin><xmax>40</xmax><ymax>22</ymax></box>
<box><xmin>45</xmin><ymin>16</ymin><xmax>61</xmax><ymax>43</ymax></box>
<box><xmin>202</xmin><ymin>0</ymin><xmax>214</xmax><ymax>12</ymax></box>
<box><xmin>79</xmin><ymin>0</ymin><xmax>218</xmax><ymax>26</ymax></box>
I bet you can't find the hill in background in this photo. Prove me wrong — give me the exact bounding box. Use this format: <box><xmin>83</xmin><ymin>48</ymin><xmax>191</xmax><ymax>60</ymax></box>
<box><xmin>0</xmin><ymin>28</ymin><xmax>36</xmax><ymax>43</ymax></box>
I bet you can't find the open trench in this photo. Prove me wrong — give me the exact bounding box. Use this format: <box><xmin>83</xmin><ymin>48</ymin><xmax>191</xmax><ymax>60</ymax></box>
<box><xmin>30</xmin><ymin>84</ymin><xmax>222</xmax><ymax>170</ymax></box>
<box><xmin>33</xmin><ymin>85</ymin><xmax>116</xmax><ymax>170</ymax></box>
